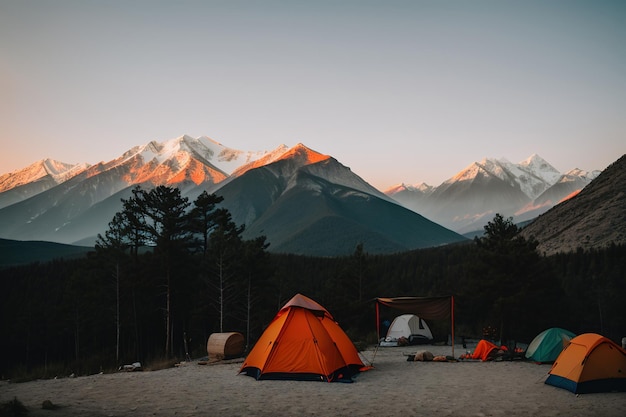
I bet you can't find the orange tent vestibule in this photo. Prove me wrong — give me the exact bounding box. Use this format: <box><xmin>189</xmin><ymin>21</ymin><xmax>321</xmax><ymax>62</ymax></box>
<box><xmin>239</xmin><ymin>294</ymin><xmax>369</xmax><ymax>382</ymax></box>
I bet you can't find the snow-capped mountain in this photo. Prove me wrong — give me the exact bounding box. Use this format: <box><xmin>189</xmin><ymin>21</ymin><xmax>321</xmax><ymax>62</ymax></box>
<box><xmin>443</xmin><ymin>154</ymin><xmax>561</xmax><ymax>200</ymax></box>
<box><xmin>0</xmin><ymin>135</ymin><xmax>285</xmax><ymax>245</ymax></box>
<box><xmin>0</xmin><ymin>158</ymin><xmax>87</xmax><ymax>192</ymax></box>
<box><xmin>516</xmin><ymin>154</ymin><xmax>563</xmax><ymax>198</ymax></box>
<box><xmin>1</xmin><ymin>135</ymin><xmax>281</xmax><ymax>208</ymax></box>
<box><xmin>386</xmin><ymin>154</ymin><xmax>600</xmax><ymax>234</ymax></box>
<box><xmin>103</xmin><ymin>134</ymin><xmax>283</xmax><ymax>186</ymax></box>
<box><xmin>0</xmin><ymin>137</ymin><xmax>466</xmax><ymax>254</ymax></box>
<box><xmin>0</xmin><ymin>135</ymin><xmax>604</xmax><ymax>253</ymax></box>
<box><xmin>0</xmin><ymin>159</ymin><xmax>89</xmax><ymax>209</ymax></box>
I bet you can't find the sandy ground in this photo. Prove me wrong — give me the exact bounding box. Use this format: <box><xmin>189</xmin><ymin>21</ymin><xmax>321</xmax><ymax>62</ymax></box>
<box><xmin>2</xmin><ymin>344</ymin><xmax>626</xmax><ymax>417</ymax></box>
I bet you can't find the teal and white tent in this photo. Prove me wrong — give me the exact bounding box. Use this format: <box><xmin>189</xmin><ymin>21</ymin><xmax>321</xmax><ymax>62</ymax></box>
<box><xmin>525</xmin><ymin>327</ymin><xmax>576</xmax><ymax>363</ymax></box>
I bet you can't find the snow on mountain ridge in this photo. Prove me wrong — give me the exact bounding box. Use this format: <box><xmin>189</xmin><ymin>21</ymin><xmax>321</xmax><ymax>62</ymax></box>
<box><xmin>0</xmin><ymin>134</ymin><xmax>297</xmax><ymax>207</ymax></box>
<box><xmin>448</xmin><ymin>161</ymin><xmax>490</xmax><ymax>183</ymax></box>
<box><xmin>181</xmin><ymin>135</ymin><xmax>278</xmax><ymax>175</ymax></box>
<box><xmin>441</xmin><ymin>155</ymin><xmax>561</xmax><ymax>199</ymax></box>
<box><xmin>100</xmin><ymin>135</ymin><xmax>284</xmax><ymax>183</ymax></box>
<box><xmin>0</xmin><ymin>159</ymin><xmax>87</xmax><ymax>193</ymax></box>
<box><xmin>230</xmin><ymin>144</ymin><xmax>291</xmax><ymax>178</ymax></box>
<box><xmin>480</xmin><ymin>158</ymin><xmax>519</xmax><ymax>184</ymax></box>
<box><xmin>519</xmin><ymin>154</ymin><xmax>562</xmax><ymax>184</ymax></box>
<box><xmin>385</xmin><ymin>183</ymin><xmax>433</xmax><ymax>195</ymax></box>
<box><xmin>561</xmin><ymin>168</ymin><xmax>601</xmax><ymax>183</ymax></box>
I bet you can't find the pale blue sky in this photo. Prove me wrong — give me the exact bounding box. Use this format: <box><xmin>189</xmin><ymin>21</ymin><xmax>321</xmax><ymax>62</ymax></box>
<box><xmin>1</xmin><ymin>0</ymin><xmax>625</xmax><ymax>190</ymax></box>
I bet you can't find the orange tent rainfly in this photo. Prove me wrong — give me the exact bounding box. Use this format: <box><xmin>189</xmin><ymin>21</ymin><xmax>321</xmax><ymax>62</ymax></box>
<box><xmin>545</xmin><ymin>333</ymin><xmax>626</xmax><ymax>394</ymax></box>
<box><xmin>239</xmin><ymin>293</ymin><xmax>369</xmax><ymax>382</ymax></box>
<box><xmin>459</xmin><ymin>339</ymin><xmax>505</xmax><ymax>361</ymax></box>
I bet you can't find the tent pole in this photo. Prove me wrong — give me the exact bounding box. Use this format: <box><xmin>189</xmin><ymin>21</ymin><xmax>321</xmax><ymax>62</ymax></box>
<box><xmin>376</xmin><ymin>301</ymin><xmax>380</xmax><ymax>342</ymax></box>
<box><xmin>451</xmin><ymin>295</ymin><xmax>455</xmax><ymax>358</ymax></box>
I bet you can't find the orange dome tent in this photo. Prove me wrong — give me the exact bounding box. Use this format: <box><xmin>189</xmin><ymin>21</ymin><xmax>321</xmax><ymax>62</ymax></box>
<box><xmin>545</xmin><ymin>333</ymin><xmax>626</xmax><ymax>394</ymax></box>
<box><xmin>239</xmin><ymin>293</ymin><xmax>368</xmax><ymax>382</ymax></box>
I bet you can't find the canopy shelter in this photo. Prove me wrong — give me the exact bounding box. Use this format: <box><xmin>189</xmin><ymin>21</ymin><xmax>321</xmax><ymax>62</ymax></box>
<box><xmin>375</xmin><ymin>296</ymin><xmax>455</xmax><ymax>356</ymax></box>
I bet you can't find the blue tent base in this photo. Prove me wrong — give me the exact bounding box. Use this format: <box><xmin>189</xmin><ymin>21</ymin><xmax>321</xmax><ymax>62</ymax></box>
<box><xmin>240</xmin><ymin>365</ymin><xmax>360</xmax><ymax>383</ymax></box>
<box><xmin>546</xmin><ymin>374</ymin><xmax>626</xmax><ymax>394</ymax></box>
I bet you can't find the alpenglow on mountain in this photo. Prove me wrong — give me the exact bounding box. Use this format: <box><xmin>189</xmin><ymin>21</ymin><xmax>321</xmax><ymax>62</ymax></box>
<box><xmin>385</xmin><ymin>154</ymin><xmax>601</xmax><ymax>234</ymax></box>
<box><xmin>0</xmin><ymin>135</ymin><xmax>467</xmax><ymax>256</ymax></box>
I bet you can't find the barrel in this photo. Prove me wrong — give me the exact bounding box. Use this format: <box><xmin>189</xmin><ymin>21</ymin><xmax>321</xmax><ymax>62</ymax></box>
<box><xmin>207</xmin><ymin>332</ymin><xmax>245</xmax><ymax>360</ymax></box>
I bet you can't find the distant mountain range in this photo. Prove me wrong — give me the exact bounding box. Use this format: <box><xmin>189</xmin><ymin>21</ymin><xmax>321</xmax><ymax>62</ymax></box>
<box><xmin>1</xmin><ymin>134</ymin><xmax>620</xmax><ymax>257</ymax></box>
<box><xmin>0</xmin><ymin>135</ymin><xmax>466</xmax><ymax>256</ymax></box>
<box><xmin>385</xmin><ymin>154</ymin><xmax>601</xmax><ymax>234</ymax></box>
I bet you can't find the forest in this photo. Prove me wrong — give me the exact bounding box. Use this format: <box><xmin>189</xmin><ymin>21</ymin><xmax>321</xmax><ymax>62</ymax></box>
<box><xmin>1</xmin><ymin>185</ymin><xmax>625</xmax><ymax>380</ymax></box>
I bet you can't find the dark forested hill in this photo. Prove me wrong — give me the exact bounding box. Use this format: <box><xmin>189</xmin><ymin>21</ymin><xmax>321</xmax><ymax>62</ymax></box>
<box><xmin>0</xmin><ymin>238</ymin><xmax>92</xmax><ymax>267</ymax></box>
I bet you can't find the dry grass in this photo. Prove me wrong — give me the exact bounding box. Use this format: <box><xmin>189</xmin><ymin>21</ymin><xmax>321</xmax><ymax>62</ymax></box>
<box><xmin>142</xmin><ymin>357</ymin><xmax>179</xmax><ymax>372</ymax></box>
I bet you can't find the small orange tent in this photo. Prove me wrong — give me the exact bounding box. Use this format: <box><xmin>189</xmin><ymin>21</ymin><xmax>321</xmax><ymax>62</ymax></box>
<box><xmin>239</xmin><ymin>294</ymin><xmax>368</xmax><ymax>382</ymax></box>
<box><xmin>545</xmin><ymin>333</ymin><xmax>626</xmax><ymax>394</ymax></box>
<box><xmin>459</xmin><ymin>339</ymin><xmax>505</xmax><ymax>361</ymax></box>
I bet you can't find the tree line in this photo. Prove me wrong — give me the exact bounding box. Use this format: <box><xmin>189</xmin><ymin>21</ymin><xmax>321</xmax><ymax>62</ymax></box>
<box><xmin>1</xmin><ymin>187</ymin><xmax>625</xmax><ymax>379</ymax></box>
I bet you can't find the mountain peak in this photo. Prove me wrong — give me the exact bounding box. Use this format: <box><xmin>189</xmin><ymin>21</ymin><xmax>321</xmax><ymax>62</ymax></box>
<box><xmin>448</xmin><ymin>161</ymin><xmax>486</xmax><ymax>183</ymax></box>
<box><xmin>0</xmin><ymin>158</ymin><xmax>87</xmax><ymax>193</ymax></box>
<box><xmin>519</xmin><ymin>153</ymin><xmax>559</xmax><ymax>174</ymax></box>
<box><xmin>276</xmin><ymin>143</ymin><xmax>330</xmax><ymax>165</ymax></box>
<box><xmin>520</xmin><ymin>153</ymin><xmax>544</xmax><ymax>164</ymax></box>
<box><xmin>385</xmin><ymin>183</ymin><xmax>434</xmax><ymax>197</ymax></box>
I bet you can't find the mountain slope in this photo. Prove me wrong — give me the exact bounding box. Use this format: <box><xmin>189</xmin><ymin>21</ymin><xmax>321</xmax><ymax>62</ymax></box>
<box><xmin>216</xmin><ymin>145</ymin><xmax>466</xmax><ymax>256</ymax></box>
<box><xmin>520</xmin><ymin>154</ymin><xmax>626</xmax><ymax>255</ymax></box>
<box><xmin>514</xmin><ymin>168</ymin><xmax>601</xmax><ymax>223</ymax></box>
<box><xmin>0</xmin><ymin>159</ymin><xmax>88</xmax><ymax>209</ymax></box>
<box><xmin>0</xmin><ymin>238</ymin><xmax>92</xmax><ymax>267</ymax></box>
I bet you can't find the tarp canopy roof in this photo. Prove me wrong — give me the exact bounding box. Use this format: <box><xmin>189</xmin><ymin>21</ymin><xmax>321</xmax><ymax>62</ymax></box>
<box><xmin>376</xmin><ymin>296</ymin><xmax>452</xmax><ymax>320</ymax></box>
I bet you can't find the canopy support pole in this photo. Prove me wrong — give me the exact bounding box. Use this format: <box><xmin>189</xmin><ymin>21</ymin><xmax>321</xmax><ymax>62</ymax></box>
<box><xmin>370</xmin><ymin>302</ymin><xmax>381</xmax><ymax>365</ymax></box>
<box><xmin>451</xmin><ymin>295</ymin><xmax>455</xmax><ymax>358</ymax></box>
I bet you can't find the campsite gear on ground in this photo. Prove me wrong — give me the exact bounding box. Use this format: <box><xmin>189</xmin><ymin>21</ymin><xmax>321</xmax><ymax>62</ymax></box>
<box><xmin>406</xmin><ymin>351</ymin><xmax>434</xmax><ymax>361</ymax></box>
<box><xmin>405</xmin><ymin>351</ymin><xmax>457</xmax><ymax>362</ymax></box>
<box><xmin>545</xmin><ymin>333</ymin><xmax>626</xmax><ymax>394</ymax></box>
<box><xmin>380</xmin><ymin>314</ymin><xmax>433</xmax><ymax>347</ymax></box>
<box><xmin>239</xmin><ymin>293</ymin><xmax>368</xmax><ymax>382</ymax></box>
<box><xmin>207</xmin><ymin>332</ymin><xmax>245</xmax><ymax>361</ymax></box>
<box><xmin>459</xmin><ymin>339</ymin><xmax>500</xmax><ymax>361</ymax></box>
<box><xmin>458</xmin><ymin>340</ymin><xmax>523</xmax><ymax>361</ymax></box>
<box><xmin>525</xmin><ymin>327</ymin><xmax>576</xmax><ymax>363</ymax></box>
<box><xmin>119</xmin><ymin>362</ymin><xmax>142</xmax><ymax>372</ymax></box>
